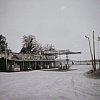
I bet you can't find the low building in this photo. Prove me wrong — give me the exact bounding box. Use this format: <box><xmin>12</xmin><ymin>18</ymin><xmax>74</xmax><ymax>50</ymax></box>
<box><xmin>0</xmin><ymin>50</ymin><xmax>81</xmax><ymax>71</ymax></box>
<box><xmin>0</xmin><ymin>51</ymin><xmax>56</xmax><ymax>71</ymax></box>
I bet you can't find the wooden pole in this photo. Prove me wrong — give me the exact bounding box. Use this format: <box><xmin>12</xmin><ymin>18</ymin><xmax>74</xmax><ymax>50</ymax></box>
<box><xmin>93</xmin><ymin>31</ymin><xmax>96</xmax><ymax>71</ymax></box>
<box><xmin>98</xmin><ymin>36</ymin><xmax>100</xmax><ymax>69</ymax></box>
<box><xmin>85</xmin><ymin>35</ymin><xmax>94</xmax><ymax>70</ymax></box>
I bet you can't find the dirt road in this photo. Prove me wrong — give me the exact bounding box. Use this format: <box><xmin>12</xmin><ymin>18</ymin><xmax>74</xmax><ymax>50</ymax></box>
<box><xmin>0</xmin><ymin>65</ymin><xmax>100</xmax><ymax>100</ymax></box>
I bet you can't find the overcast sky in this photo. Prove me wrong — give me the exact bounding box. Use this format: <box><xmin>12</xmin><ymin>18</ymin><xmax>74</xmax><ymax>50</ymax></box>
<box><xmin>0</xmin><ymin>0</ymin><xmax>100</xmax><ymax>60</ymax></box>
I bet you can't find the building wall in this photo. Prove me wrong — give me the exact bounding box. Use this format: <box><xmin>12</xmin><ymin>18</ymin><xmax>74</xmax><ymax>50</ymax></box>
<box><xmin>6</xmin><ymin>52</ymin><xmax>55</xmax><ymax>61</ymax></box>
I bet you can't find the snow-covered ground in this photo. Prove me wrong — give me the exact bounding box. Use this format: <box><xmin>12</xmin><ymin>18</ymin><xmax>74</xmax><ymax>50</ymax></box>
<box><xmin>0</xmin><ymin>65</ymin><xmax>100</xmax><ymax>100</ymax></box>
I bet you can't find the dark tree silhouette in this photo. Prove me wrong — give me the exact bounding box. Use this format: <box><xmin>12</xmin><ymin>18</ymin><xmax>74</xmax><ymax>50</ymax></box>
<box><xmin>0</xmin><ymin>34</ymin><xmax>7</xmax><ymax>52</ymax></box>
<box><xmin>20</xmin><ymin>35</ymin><xmax>39</xmax><ymax>54</ymax></box>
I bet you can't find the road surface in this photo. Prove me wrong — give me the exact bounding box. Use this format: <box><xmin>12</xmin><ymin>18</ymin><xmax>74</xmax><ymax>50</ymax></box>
<box><xmin>0</xmin><ymin>65</ymin><xmax>100</xmax><ymax>100</ymax></box>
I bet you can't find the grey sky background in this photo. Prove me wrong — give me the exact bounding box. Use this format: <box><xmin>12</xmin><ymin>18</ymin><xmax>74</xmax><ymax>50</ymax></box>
<box><xmin>0</xmin><ymin>0</ymin><xmax>100</xmax><ymax>60</ymax></box>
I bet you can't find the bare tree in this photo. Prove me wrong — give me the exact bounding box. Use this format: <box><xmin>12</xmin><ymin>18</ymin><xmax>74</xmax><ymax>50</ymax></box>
<box><xmin>43</xmin><ymin>44</ymin><xmax>55</xmax><ymax>51</ymax></box>
<box><xmin>20</xmin><ymin>35</ymin><xmax>38</xmax><ymax>54</ymax></box>
<box><xmin>20</xmin><ymin>35</ymin><xmax>57</xmax><ymax>57</ymax></box>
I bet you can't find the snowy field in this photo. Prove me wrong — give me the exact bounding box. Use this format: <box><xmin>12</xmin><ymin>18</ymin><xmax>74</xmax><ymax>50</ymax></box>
<box><xmin>0</xmin><ymin>65</ymin><xmax>100</xmax><ymax>100</ymax></box>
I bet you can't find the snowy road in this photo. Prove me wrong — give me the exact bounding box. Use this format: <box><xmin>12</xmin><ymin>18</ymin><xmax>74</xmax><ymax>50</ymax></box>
<box><xmin>0</xmin><ymin>65</ymin><xmax>100</xmax><ymax>100</ymax></box>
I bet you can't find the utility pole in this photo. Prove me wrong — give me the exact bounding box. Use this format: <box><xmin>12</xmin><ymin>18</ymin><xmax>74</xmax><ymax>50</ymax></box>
<box><xmin>97</xmin><ymin>36</ymin><xmax>100</xmax><ymax>69</ymax></box>
<box><xmin>23</xmin><ymin>53</ymin><xmax>25</xmax><ymax>71</ymax></box>
<box><xmin>58</xmin><ymin>50</ymin><xmax>62</xmax><ymax>69</ymax></box>
<box><xmin>5</xmin><ymin>43</ymin><xmax>8</xmax><ymax>71</ymax></box>
<box><xmin>85</xmin><ymin>36</ymin><xmax>94</xmax><ymax>71</ymax></box>
<box><xmin>93</xmin><ymin>31</ymin><xmax>96</xmax><ymax>71</ymax></box>
<box><xmin>66</xmin><ymin>55</ymin><xmax>69</xmax><ymax>70</ymax></box>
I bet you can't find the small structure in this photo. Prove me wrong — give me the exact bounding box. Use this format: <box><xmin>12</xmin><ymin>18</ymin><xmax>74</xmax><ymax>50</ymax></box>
<box><xmin>43</xmin><ymin>50</ymin><xmax>81</xmax><ymax>69</ymax></box>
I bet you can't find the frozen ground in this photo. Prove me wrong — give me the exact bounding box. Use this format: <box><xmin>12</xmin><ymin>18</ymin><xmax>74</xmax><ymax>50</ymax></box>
<box><xmin>0</xmin><ymin>65</ymin><xmax>100</xmax><ymax>100</ymax></box>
